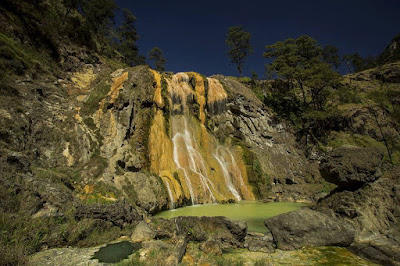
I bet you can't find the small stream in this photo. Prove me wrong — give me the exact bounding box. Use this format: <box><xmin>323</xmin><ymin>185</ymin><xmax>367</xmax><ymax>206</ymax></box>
<box><xmin>155</xmin><ymin>201</ymin><xmax>306</xmax><ymax>233</ymax></box>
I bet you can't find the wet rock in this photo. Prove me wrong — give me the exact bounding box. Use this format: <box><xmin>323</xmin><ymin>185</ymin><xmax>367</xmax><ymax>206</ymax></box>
<box><xmin>131</xmin><ymin>221</ymin><xmax>156</xmax><ymax>242</ymax></box>
<box><xmin>265</xmin><ymin>208</ymin><xmax>356</xmax><ymax>250</ymax></box>
<box><xmin>320</xmin><ymin>145</ymin><xmax>384</xmax><ymax>189</ymax></box>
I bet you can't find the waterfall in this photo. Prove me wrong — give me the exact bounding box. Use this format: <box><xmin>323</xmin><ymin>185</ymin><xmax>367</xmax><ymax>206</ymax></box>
<box><xmin>213</xmin><ymin>146</ymin><xmax>242</xmax><ymax>201</ymax></box>
<box><xmin>172</xmin><ymin>131</ymin><xmax>196</xmax><ymax>205</ymax></box>
<box><xmin>227</xmin><ymin>148</ymin><xmax>248</xmax><ymax>191</ymax></box>
<box><xmin>149</xmin><ymin>71</ymin><xmax>254</xmax><ymax>207</ymax></box>
<box><xmin>161</xmin><ymin>176</ymin><xmax>175</xmax><ymax>209</ymax></box>
<box><xmin>169</xmin><ymin>73</ymin><xmax>218</xmax><ymax>204</ymax></box>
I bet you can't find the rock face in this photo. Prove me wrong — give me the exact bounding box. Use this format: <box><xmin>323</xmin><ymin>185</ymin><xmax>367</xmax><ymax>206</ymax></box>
<box><xmin>149</xmin><ymin>216</ymin><xmax>247</xmax><ymax>249</ymax></box>
<box><xmin>210</xmin><ymin>75</ymin><xmax>322</xmax><ymax>200</ymax></box>
<box><xmin>316</xmin><ymin>161</ymin><xmax>400</xmax><ymax>265</ymax></box>
<box><xmin>75</xmin><ymin>200</ymin><xmax>141</xmax><ymax>227</ymax></box>
<box><xmin>320</xmin><ymin>146</ymin><xmax>384</xmax><ymax>188</ymax></box>
<box><xmin>265</xmin><ymin>208</ymin><xmax>356</xmax><ymax>250</ymax></box>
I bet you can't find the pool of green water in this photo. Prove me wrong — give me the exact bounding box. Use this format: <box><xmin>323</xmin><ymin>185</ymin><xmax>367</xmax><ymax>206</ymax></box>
<box><xmin>155</xmin><ymin>201</ymin><xmax>306</xmax><ymax>233</ymax></box>
<box><xmin>92</xmin><ymin>241</ymin><xmax>141</xmax><ymax>263</ymax></box>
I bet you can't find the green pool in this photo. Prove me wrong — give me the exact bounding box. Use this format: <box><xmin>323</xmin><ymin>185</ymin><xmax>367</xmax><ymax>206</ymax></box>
<box><xmin>92</xmin><ymin>241</ymin><xmax>141</xmax><ymax>263</ymax></box>
<box><xmin>155</xmin><ymin>201</ymin><xmax>306</xmax><ymax>233</ymax></box>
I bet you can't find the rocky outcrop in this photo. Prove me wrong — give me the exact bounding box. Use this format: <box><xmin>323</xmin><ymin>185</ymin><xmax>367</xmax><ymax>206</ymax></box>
<box><xmin>114</xmin><ymin>172</ymin><xmax>169</xmax><ymax>214</ymax></box>
<box><xmin>75</xmin><ymin>200</ymin><xmax>142</xmax><ymax>227</ymax></box>
<box><xmin>265</xmin><ymin>208</ymin><xmax>356</xmax><ymax>250</ymax></box>
<box><xmin>148</xmin><ymin>216</ymin><xmax>247</xmax><ymax>249</ymax></box>
<box><xmin>263</xmin><ymin>149</ymin><xmax>400</xmax><ymax>264</ymax></box>
<box><xmin>348</xmin><ymin>241</ymin><xmax>400</xmax><ymax>266</ymax></box>
<box><xmin>244</xmin><ymin>232</ymin><xmax>275</xmax><ymax>253</ymax></box>
<box><xmin>210</xmin><ymin>75</ymin><xmax>322</xmax><ymax>200</ymax></box>
<box><xmin>320</xmin><ymin>146</ymin><xmax>384</xmax><ymax>189</ymax></box>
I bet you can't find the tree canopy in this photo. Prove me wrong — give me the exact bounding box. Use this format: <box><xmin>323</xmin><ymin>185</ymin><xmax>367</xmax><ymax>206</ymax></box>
<box><xmin>322</xmin><ymin>45</ymin><xmax>340</xmax><ymax>69</ymax></box>
<box><xmin>225</xmin><ymin>26</ymin><xmax>254</xmax><ymax>76</ymax></box>
<box><xmin>263</xmin><ymin>35</ymin><xmax>344</xmax><ymax>146</ymax></box>
<box><xmin>80</xmin><ymin>0</ymin><xmax>117</xmax><ymax>33</ymax></box>
<box><xmin>264</xmin><ymin>35</ymin><xmax>341</xmax><ymax>111</ymax></box>
<box><xmin>148</xmin><ymin>47</ymin><xmax>166</xmax><ymax>71</ymax></box>
<box><xmin>117</xmin><ymin>8</ymin><xmax>144</xmax><ymax>66</ymax></box>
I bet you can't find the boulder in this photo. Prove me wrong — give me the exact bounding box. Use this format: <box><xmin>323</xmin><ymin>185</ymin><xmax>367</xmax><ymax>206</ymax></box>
<box><xmin>265</xmin><ymin>208</ymin><xmax>355</xmax><ymax>250</ymax></box>
<box><xmin>150</xmin><ymin>216</ymin><xmax>247</xmax><ymax>248</ymax></box>
<box><xmin>244</xmin><ymin>232</ymin><xmax>275</xmax><ymax>253</ymax></box>
<box><xmin>320</xmin><ymin>146</ymin><xmax>384</xmax><ymax>188</ymax></box>
<box><xmin>131</xmin><ymin>221</ymin><xmax>156</xmax><ymax>242</ymax></box>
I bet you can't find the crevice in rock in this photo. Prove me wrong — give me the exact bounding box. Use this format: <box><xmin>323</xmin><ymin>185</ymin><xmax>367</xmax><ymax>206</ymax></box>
<box><xmin>141</xmin><ymin>101</ymin><xmax>153</xmax><ymax>109</ymax></box>
<box><xmin>126</xmin><ymin>166</ymin><xmax>140</xmax><ymax>172</ymax></box>
<box><xmin>124</xmin><ymin>105</ymin><xmax>135</xmax><ymax>141</ymax></box>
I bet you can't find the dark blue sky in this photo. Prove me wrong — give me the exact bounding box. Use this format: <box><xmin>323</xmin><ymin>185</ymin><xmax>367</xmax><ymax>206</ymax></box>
<box><xmin>115</xmin><ymin>0</ymin><xmax>400</xmax><ymax>77</ymax></box>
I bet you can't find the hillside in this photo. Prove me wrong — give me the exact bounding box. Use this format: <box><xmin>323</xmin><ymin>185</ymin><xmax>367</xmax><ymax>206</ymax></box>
<box><xmin>1</xmin><ymin>1</ymin><xmax>400</xmax><ymax>265</ymax></box>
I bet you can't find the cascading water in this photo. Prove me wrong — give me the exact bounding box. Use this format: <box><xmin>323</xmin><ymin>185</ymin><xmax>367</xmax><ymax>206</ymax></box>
<box><xmin>148</xmin><ymin>70</ymin><xmax>255</xmax><ymax>207</ymax></box>
<box><xmin>213</xmin><ymin>146</ymin><xmax>242</xmax><ymax>201</ymax></box>
<box><xmin>169</xmin><ymin>73</ymin><xmax>217</xmax><ymax>204</ymax></box>
<box><xmin>161</xmin><ymin>176</ymin><xmax>176</xmax><ymax>208</ymax></box>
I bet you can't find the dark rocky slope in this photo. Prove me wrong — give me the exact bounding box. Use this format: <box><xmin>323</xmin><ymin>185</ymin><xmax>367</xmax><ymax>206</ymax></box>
<box><xmin>265</xmin><ymin>146</ymin><xmax>400</xmax><ymax>265</ymax></box>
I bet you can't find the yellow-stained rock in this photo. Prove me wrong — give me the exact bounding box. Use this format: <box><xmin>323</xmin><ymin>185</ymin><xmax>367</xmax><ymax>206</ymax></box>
<box><xmin>150</xmin><ymin>69</ymin><xmax>164</xmax><ymax>108</ymax></box>
<box><xmin>148</xmin><ymin>70</ymin><xmax>255</xmax><ymax>205</ymax></box>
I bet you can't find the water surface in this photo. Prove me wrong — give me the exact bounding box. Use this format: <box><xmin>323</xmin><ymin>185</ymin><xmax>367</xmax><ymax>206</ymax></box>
<box><xmin>155</xmin><ymin>201</ymin><xmax>306</xmax><ymax>233</ymax></box>
<box><xmin>92</xmin><ymin>241</ymin><xmax>141</xmax><ymax>263</ymax></box>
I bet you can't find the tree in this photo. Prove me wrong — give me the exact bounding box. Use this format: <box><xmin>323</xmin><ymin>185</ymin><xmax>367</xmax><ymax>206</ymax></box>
<box><xmin>264</xmin><ymin>35</ymin><xmax>342</xmax><ymax>145</ymax></box>
<box><xmin>251</xmin><ymin>70</ymin><xmax>258</xmax><ymax>81</ymax></box>
<box><xmin>225</xmin><ymin>26</ymin><xmax>254</xmax><ymax>76</ymax></box>
<box><xmin>148</xmin><ymin>47</ymin><xmax>166</xmax><ymax>71</ymax></box>
<box><xmin>342</xmin><ymin>53</ymin><xmax>376</xmax><ymax>73</ymax></box>
<box><xmin>80</xmin><ymin>0</ymin><xmax>117</xmax><ymax>33</ymax></box>
<box><xmin>117</xmin><ymin>8</ymin><xmax>144</xmax><ymax>66</ymax></box>
<box><xmin>63</xmin><ymin>0</ymin><xmax>81</xmax><ymax>25</ymax></box>
<box><xmin>264</xmin><ymin>35</ymin><xmax>341</xmax><ymax>110</ymax></box>
<box><xmin>322</xmin><ymin>45</ymin><xmax>340</xmax><ymax>69</ymax></box>
<box><xmin>377</xmin><ymin>34</ymin><xmax>400</xmax><ymax>64</ymax></box>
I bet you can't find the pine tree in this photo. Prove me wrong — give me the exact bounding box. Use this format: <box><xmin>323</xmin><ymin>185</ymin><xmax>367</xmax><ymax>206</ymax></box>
<box><xmin>225</xmin><ymin>26</ymin><xmax>254</xmax><ymax>76</ymax></box>
<box><xmin>117</xmin><ymin>8</ymin><xmax>144</xmax><ymax>66</ymax></box>
<box><xmin>148</xmin><ymin>47</ymin><xmax>166</xmax><ymax>71</ymax></box>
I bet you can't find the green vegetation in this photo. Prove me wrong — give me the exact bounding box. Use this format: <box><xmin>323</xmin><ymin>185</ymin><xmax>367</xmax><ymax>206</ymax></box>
<box><xmin>232</xmin><ymin>139</ymin><xmax>270</xmax><ymax>198</ymax></box>
<box><xmin>264</xmin><ymin>35</ymin><xmax>343</xmax><ymax>148</ymax></box>
<box><xmin>343</xmin><ymin>35</ymin><xmax>400</xmax><ymax>73</ymax></box>
<box><xmin>117</xmin><ymin>8</ymin><xmax>145</xmax><ymax>66</ymax></box>
<box><xmin>0</xmin><ymin>0</ymin><xmax>148</xmax><ymax>85</ymax></box>
<box><xmin>81</xmin><ymin>79</ymin><xmax>111</xmax><ymax>115</ymax></box>
<box><xmin>322</xmin><ymin>44</ymin><xmax>341</xmax><ymax>69</ymax></box>
<box><xmin>225</xmin><ymin>25</ymin><xmax>254</xmax><ymax>76</ymax></box>
<box><xmin>0</xmin><ymin>32</ymin><xmax>56</xmax><ymax>81</ymax></box>
<box><xmin>148</xmin><ymin>47</ymin><xmax>166</xmax><ymax>71</ymax></box>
